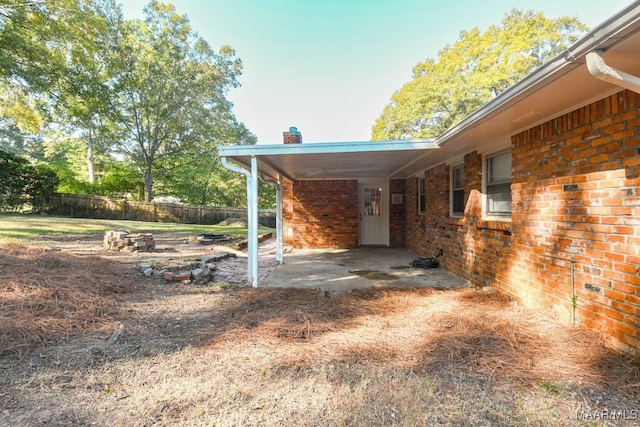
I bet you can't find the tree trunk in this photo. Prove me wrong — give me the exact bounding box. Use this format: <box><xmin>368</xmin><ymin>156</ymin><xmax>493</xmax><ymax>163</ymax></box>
<box><xmin>144</xmin><ymin>161</ymin><xmax>153</xmax><ymax>202</ymax></box>
<box><xmin>87</xmin><ymin>125</ymin><xmax>95</xmax><ymax>185</ymax></box>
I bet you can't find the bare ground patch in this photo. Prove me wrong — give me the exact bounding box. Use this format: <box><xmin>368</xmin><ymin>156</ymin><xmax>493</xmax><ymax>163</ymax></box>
<box><xmin>0</xmin><ymin>241</ymin><xmax>638</xmax><ymax>426</ymax></box>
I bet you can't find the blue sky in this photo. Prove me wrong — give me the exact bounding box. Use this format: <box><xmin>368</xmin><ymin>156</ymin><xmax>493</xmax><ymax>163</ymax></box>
<box><xmin>121</xmin><ymin>0</ymin><xmax>635</xmax><ymax>143</ymax></box>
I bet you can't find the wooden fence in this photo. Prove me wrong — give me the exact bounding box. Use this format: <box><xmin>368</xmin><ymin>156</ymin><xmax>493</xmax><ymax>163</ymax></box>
<box><xmin>48</xmin><ymin>193</ymin><xmax>276</xmax><ymax>227</ymax></box>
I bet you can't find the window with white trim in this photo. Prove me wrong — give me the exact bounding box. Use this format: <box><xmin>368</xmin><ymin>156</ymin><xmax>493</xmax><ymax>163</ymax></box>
<box><xmin>418</xmin><ymin>177</ymin><xmax>425</xmax><ymax>215</ymax></box>
<box><xmin>451</xmin><ymin>165</ymin><xmax>465</xmax><ymax>216</ymax></box>
<box><xmin>486</xmin><ymin>150</ymin><xmax>512</xmax><ymax>216</ymax></box>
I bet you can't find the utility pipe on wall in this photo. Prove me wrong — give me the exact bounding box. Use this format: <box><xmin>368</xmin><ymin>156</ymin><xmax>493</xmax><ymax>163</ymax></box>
<box><xmin>586</xmin><ymin>50</ymin><xmax>640</xmax><ymax>94</ymax></box>
<box><xmin>275</xmin><ymin>174</ymin><xmax>284</xmax><ymax>265</ymax></box>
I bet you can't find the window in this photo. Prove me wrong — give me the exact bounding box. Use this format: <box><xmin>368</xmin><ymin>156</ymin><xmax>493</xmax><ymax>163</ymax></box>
<box><xmin>451</xmin><ymin>165</ymin><xmax>465</xmax><ymax>216</ymax></box>
<box><xmin>364</xmin><ymin>187</ymin><xmax>382</xmax><ymax>216</ymax></box>
<box><xmin>418</xmin><ymin>177</ymin><xmax>425</xmax><ymax>215</ymax></box>
<box><xmin>486</xmin><ymin>150</ymin><xmax>512</xmax><ymax>216</ymax></box>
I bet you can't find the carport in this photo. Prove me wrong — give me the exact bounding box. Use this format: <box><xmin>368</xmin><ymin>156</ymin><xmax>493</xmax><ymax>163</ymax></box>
<box><xmin>218</xmin><ymin>138</ymin><xmax>438</xmax><ymax>287</ymax></box>
<box><xmin>261</xmin><ymin>245</ymin><xmax>469</xmax><ymax>292</ymax></box>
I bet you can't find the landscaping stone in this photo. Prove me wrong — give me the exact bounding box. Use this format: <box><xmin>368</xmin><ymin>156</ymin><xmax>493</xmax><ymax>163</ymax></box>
<box><xmin>204</xmin><ymin>263</ymin><xmax>218</xmax><ymax>271</ymax></box>
<box><xmin>151</xmin><ymin>252</ymin><xmax>238</xmax><ymax>285</ymax></box>
<box><xmin>175</xmin><ymin>271</ymin><xmax>192</xmax><ymax>281</ymax></box>
<box><xmin>104</xmin><ymin>230</ymin><xmax>156</xmax><ymax>252</ymax></box>
<box><xmin>191</xmin><ymin>267</ymin><xmax>211</xmax><ymax>285</ymax></box>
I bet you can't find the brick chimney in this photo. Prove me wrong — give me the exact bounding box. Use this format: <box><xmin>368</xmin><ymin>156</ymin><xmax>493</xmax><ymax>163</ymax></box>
<box><xmin>283</xmin><ymin>126</ymin><xmax>302</xmax><ymax>144</ymax></box>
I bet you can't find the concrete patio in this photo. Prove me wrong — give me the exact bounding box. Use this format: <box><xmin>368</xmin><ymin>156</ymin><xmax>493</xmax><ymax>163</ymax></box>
<box><xmin>261</xmin><ymin>245</ymin><xmax>470</xmax><ymax>293</ymax></box>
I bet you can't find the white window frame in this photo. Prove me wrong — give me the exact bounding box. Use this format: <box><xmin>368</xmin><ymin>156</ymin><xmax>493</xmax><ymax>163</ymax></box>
<box><xmin>418</xmin><ymin>176</ymin><xmax>425</xmax><ymax>215</ymax></box>
<box><xmin>450</xmin><ymin>164</ymin><xmax>465</xmax><ymax>217</ymax></box>
<box><xmin>484</xmin><ymin>149</ymin><xmax>512</xmax><ymax>218</ymax></box>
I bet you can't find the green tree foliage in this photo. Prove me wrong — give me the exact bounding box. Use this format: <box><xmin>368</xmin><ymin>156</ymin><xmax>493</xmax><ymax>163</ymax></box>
<box><xmin>113</xmin><ymin>1</ymin><xmax>244</xmax><ymax>202</ymax></box>
<box><xmin>48</xmin><ymin>0</ymin><xmax>124</xmax><ymax>185</ymax></box>
<box><xmin>0</xmin><ymin>0</ymin><xmax>56</xmax><ymax>133</ymax></box>
<box><xmin>372</xmin><ymin>9</ymin><xmax>588</xmax><ymax>140</ymax></box>
<box><xmin>0</xmin><ymin>149</ymin><xmax>30</xmax><ymax>210</ymax></box>
<box><xmin>0</xmin><ymin>0</ymin><xmax>267</xmax><ymax>208</ymax></box>
<box><xmin>154</xmin><ymin>121</ymin><xmax>278</xmax><ymax>208</ymax></box>
<box><xmin>26</xmin><ymin>163</ymin><xmax>60</xmax><ymax>212</ymax></box>
<box><xmin>0</xmin><ymin>149</ymin><xmax>58</xmax><ymax>212</ymax></box>
<box><xmin>0</xmin><ymin>0</ymin><xmax>123</xmax><ymax>183</ymax></box>
<box><xmin>40</xmin><ymin>135</ymin><xmax>143</xmax><ymax>198</ymax></box>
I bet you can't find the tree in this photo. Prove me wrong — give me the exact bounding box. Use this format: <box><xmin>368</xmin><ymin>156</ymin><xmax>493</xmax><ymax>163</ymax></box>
<box><xmin>25</xmin><ymin>163</ymin><xmax>59</xmax><ymax>212</ymax></box>
<box><xmin>0</xmin><ymin>0</ymin><xmax>62</xmax><ymax>135</ymax></box>
<box><xmin>0</xmin><ymin>149</ymin><xmax>58</xmax><ymax>212</ymax></box>
<box><xmin>155</xmin><ymin>119</ymin><xmax>266</xmax><ymax>206</ymax></box>
<box><xmin>0</xmin><ymin>0</ymin><xmax>123</xmax><ymax>184</ymax></box>
<box><xmin>0</xmin><ymin>149</ymin><xmax>31</xmax><ymax>210</ymax></box>
<box><xmin>372</xmin><ymin>9</ymin><xmax>588</xmax><ymax>140</ymax></box>
<box><xmin>0</xmin><ymin>0</ymin><xmax>258</xmax><ymax>208</ymax></box>
<box><xmin>47</xmin><ymin>0</ymin><xmax>124</xmax><ymax>185</ymax></box>
<box><xmin>113</xmin><ymin>1</ymin><xmax>243</xmax><ymax>202</ymax></box>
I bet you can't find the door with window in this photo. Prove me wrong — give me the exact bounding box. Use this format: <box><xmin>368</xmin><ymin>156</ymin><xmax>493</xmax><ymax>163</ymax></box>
<box><xmin>358</xmin><ymin>182</ymin><xmax>389</xmax><ymax>246</ymax></box>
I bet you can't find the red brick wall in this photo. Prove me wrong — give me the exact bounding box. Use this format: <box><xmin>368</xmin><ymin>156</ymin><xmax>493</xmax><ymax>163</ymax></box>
<box><xmin>407</xmin><ymin>164</ymin><xmax>449</xmax><ymax>257</ymax></box>
<box><xmin>405</xmin><ymin>90</ymin><xmax>640</xmax><ymax>355</ymax></box>
<box><xmin>406</xmin><ymin>176</ymin><xmax>426</xmax><ymax>253</ymax></box>
<box><xmin>283</xmin><ymin>179</ymin><xmax>406</xmax><ymax>248</ymax></box>
<box><xmin>509</xmin><ymin>90</ymin><xmax>640</xmax><ymax>354</ymax></box>
<box><xmin>405</xmin><ymin>155</ymin><xmax>514</xmax><ymax>288</ymax></box>
<box><xmin>283</xmin><ymin>180</ymin><xmax>358</xmax><ymax>248</ymax></box>
<box><xmin>389</xmin><ymin>179</ymin><xmax>406</xmax><ymax>248</ymax></box>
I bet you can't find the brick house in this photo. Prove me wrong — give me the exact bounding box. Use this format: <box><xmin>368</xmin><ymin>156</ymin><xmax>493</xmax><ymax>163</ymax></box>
<box><xmin>219</xmin><ymin>4</ymin><xmax>640</xmax><ymax>355</ymax></box>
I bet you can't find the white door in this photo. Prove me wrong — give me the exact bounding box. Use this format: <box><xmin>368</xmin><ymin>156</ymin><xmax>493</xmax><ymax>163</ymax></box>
<box><xmin>358</xmin><ymin>182</ymin><xmax>389</xmax><ymax>246</ymax></box>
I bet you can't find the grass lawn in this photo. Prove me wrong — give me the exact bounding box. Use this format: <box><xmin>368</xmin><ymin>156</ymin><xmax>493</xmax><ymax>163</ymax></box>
<box><xmin>0</xmin><ymin>212</ymin><xmax>272</xmax><ymax>243</ymax></box>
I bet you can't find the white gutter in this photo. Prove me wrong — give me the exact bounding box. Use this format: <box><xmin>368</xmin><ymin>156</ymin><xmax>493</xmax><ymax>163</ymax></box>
<box><xmin>220</xmin><ymin>156</ymin><xmax>259</xmax><ymax>288</ymax></box>
<box><xmin>586</xmin><ymin>50</ymin><xmax>640</xmax><ymax>94</ymax></box>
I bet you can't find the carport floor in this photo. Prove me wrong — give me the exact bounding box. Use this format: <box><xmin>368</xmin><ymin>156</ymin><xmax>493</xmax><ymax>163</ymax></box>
<box><xmin>260</xmin><ymin>243</ymin><xmax>470</xmax><ymax>293</ymax></box>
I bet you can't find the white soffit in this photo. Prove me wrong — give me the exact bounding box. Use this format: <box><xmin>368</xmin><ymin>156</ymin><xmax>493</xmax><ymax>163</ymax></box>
<box><xmin>218</xmin><ymin>140</ymin><xmax>438</xmax><ymax>181</ymax></box>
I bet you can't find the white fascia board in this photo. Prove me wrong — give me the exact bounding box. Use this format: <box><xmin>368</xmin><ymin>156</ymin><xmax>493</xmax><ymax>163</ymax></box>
<box><xmin>217</xmin><ymin>139</ymin><xmax>437</xmax><ymax>157</ymax></box>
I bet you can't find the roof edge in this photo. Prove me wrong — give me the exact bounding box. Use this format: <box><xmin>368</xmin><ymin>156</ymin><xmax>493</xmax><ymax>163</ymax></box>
<box><xmin>217</xmin><ymin>139</ymin><xmax>437</xmax><ymax>157</ymax></box>
<box><xmin>436</xmin><ymin>2</ymin><xmax>640</xmax><ymax>147</ymax></box>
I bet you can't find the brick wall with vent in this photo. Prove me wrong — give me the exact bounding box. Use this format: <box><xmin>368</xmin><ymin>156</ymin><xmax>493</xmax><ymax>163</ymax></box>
<box><xmin>405</xmin><ymin>90</ymin><xmax>640</xmax><ymax>355</ymax></box>
<box><xmin>509</xmin><ymin>90</ymin><xmax>640</xmax><ymax>354</ymax></box>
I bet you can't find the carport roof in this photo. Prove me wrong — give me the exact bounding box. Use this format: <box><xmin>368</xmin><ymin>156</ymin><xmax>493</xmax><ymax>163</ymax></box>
<box><xmin>217</xmin><ymin>139</ymin><xmax>438</xmax><ymax>181</ymax></box>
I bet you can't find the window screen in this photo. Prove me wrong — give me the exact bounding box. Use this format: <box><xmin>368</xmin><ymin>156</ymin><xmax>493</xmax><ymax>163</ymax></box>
<box><xmin>486</xmin><ymin>151</ymin><xmax>512</xmax><ymax>215</ymax></box>
<box><xmin>418</xmin><ymin>177</ymin><xmax>425</xmax><ymax>215</ymax></box>
<box><xmin>452</xmin><ymin>165</ymin><xmax>465</xmax><ymax>216</ymax></box>
<box><xmin>364</xmin><ymin>187</ymin><xmax>382</xmax><ymax>216</ymax></box>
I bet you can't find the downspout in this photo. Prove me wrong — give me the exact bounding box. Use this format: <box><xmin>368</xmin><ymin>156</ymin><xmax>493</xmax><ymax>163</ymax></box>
<box><xmin>586</xmin><ymin>50</ymin><xmax>640</xmax><ymax>94</ymax></box>
<box><xmin>275</xmin><ymin>175</ymin><xmax>284</xmax><ymax>265</ymax></box>
<box><xmin>259</xmin><ymin>174</ymin><xmax>284</xmax><ymax>265</ymax></box>
<box><xmin>220</xmin><ymin>156</ymin><xmax>259</xmax><ymax>288</ymax></box>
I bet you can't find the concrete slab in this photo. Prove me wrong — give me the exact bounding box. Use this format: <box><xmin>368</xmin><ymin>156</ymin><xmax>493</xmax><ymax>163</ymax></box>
<box><xmin>262</xmin><ymin>246</ymin><xmax>470</xmax><ymax>293</ymax></box>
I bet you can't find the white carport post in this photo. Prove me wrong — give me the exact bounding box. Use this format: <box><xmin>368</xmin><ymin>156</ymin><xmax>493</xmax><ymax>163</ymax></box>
<box><xmin>275</xmin><ymin>174</ymin><xmax>284</xmax><ymax>264</ymax></box>
<box><xmin>220</xmin><ymin>155</ymin><xmax>259</xmax><ymax>287</ymax></box>
<box><xmin>247</xmin><ymin>155</ymin><xmax>258</xmax><ymax>286</ymax></box>
<box><xmin>259</xmin><ymin>174</ymin><xmax>284</xmax><ymax>264</ymax></box>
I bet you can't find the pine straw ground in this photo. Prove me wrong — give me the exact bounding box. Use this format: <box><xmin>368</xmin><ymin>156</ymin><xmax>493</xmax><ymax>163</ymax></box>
<box><xmin>0</xmin><ymin>243</ymin><xmax>639</xmax><ymax>426</ymax></box>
